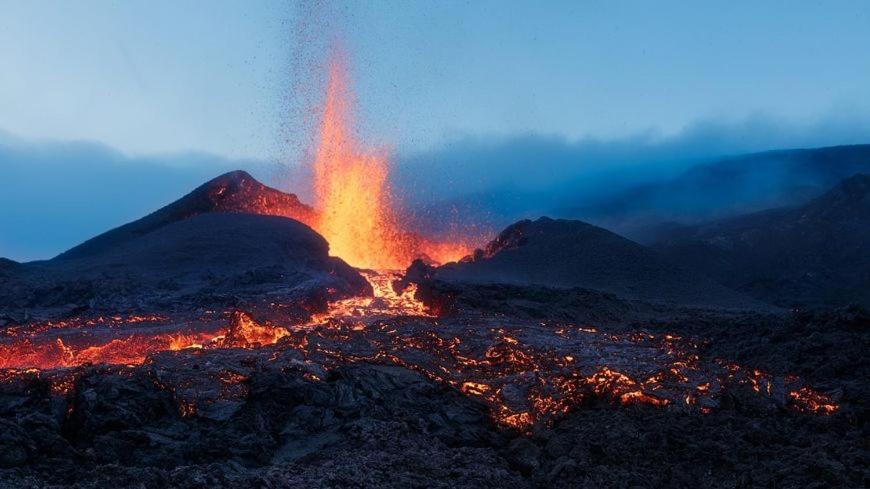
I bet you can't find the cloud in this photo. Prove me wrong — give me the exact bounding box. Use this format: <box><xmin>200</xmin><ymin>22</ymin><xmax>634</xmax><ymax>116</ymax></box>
<box><xmin>391</xmin><ymin>113</ymin><xmax>870</xmax><ymax>231</ymax></box>
<box><xmin>2</xmin><ymin>112</ymin><xmax>869</xmax><ymax>260</ymax></box>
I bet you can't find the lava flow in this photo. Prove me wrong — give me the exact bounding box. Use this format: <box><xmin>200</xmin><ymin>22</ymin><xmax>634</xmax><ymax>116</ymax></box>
<box><xmin>0</xmin><ymin>270</ymin><xmax>840</xmax><ymax>430</ymax></box>
<box><xmin>0</xmin><ymin>311</ymin><xmax>287</xmax><ymax>371</ymax></box>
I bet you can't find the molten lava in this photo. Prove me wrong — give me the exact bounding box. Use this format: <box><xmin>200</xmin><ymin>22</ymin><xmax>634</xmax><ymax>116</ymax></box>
<box><xmin>305</xmin><ymin>270</ymin><xmax>431</xmax><ymax>326</ymax></box>
<box><xmin>0</xmin><ymin>270</ymin><xmax>840</xmax><ymax>429</ymax></box>
<box><xmin>307</xmin><ymin>52</ymin><xmax>472</xmax><ymax>268</ymax></box>
<box><xmin>311</xmin><ymin>55</ymin><xmax>398</xmax><ymax>269</ymax></box>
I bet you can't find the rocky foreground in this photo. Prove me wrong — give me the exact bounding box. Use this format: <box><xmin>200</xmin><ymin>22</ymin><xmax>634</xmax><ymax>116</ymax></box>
<box><xmin>0</xmin><ymin>283</ymin><xmax>866</xmax><ymax>488</ymax></box>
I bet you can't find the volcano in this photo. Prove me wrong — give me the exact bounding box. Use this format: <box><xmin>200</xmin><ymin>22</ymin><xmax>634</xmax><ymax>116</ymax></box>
<box><xmin>54</xmin><ymin>170</ymin><xmax>316</xmax><ymax>262</ymax></box>
<box><xmin>0</xmin><ymin>167</ymin><xmax>862</xmax><ymax>488</ymax></box>
<box><xmin>0</xmin><ymin>45</ymin><xmax>865</xmax><ymax>489</ymax></box>
<box><xmin>0</xmin><ymin>171</ymin><xmax>367</xmax><ymax>320</ymax></box>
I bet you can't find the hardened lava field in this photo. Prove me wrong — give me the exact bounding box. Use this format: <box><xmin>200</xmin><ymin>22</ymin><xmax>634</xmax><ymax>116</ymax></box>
<box><xmin>0</xmin><ymin>271</ymin><xmax>839</xmax><ymax>430</ymax></box>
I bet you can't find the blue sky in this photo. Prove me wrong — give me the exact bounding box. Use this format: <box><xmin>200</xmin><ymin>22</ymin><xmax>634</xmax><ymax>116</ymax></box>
<box><xmin>2</xmin><ymin>1</ymin><xmax>870</xmax><ymax>260</ymax></box>
<box><xmin>2</xmin><ymin>1</ymin><xmax>869</xmax><ymax>160</ymax></box>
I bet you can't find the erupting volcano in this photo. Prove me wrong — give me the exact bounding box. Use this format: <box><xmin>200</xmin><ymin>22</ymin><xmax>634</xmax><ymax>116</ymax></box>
<box><xmin>310</xmin><ymin>54</ymin><xmax>402</xmax><ymax>269</ymax></box>
<box><xmin>0</xmin><ymin>35</ymin><xmax>864</xmax><ymax>489</ymax></box>
<box><xmin>0</xmin><ymin>55</ymin><xmax>847</xmax><ymax>432</ymax></box>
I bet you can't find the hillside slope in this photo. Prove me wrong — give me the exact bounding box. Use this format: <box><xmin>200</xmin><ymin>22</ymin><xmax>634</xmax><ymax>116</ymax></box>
<box><xmin>0</xmin><ymin>172</ymin><xmax>366</xmax><ymax>320</ymax></box>
<box><xmin>431</xmin><ymin>217</ymin><xmax>761</xmax><ymax>309</ymax></box>
<box><xmin>54</xmin><ymin>170</ymin><xmax>316</xmax><ymax>262</ymax></box>
<box><xmin>653</xmin><ymin>174</ymin><xmax>870</xmax><ymax>307</ymax></box>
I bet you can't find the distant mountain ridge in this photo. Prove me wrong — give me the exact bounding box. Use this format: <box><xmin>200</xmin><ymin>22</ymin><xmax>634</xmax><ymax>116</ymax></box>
<box><xmin>653</xmin><ymin>174</ymin><xmax>870</xmax><ymax>307</ymax></box>
<box><xmin>561</xmin><ymin>144</ymin><xmax>870</xmax><ymax>240</ymax></box>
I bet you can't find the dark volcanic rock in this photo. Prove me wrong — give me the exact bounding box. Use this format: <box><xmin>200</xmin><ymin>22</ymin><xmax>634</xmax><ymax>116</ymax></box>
<box><xmin>54</xmin><ymin>170</ymin><xmax>316</xmax><ymax>262</ymax></box>
<box><xmin>0</xmin><ymin>346</ymin><xmax>866</xmax><ymax>488</ymax></box>
<box><xmin>0</xmin><ymin>171</ymin><xmax>368</xmax><ymax>320</ymax></box>
<box><xmin>430</xmin><ymin>217</ymin><xmax>761</xmax><ymax>309</ymax></box>
<box><xmin>531</xmin><ymin>402</ymin><xmax>866</xmax><ymax>488</ymax></box>
<box><xmin>654</xmin><ymin>173</ymin><xmax>870</xmax><ymax>307</ymax></box>
<box><xmin>1</xmin><ymin>213</ymin><xmax>369</xmax><ymax>316</ymax></box>
<box><xmin>0</xmin><ymin>362</ymin><xmax>523</xmax><ymax>488</ymax></box>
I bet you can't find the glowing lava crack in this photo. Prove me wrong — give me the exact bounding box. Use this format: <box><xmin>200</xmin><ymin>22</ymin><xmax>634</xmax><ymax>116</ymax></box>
<box><xmin>0</xmin><ymin>270</ymin><xmax>839</xmax><ymax>431</ymax></box>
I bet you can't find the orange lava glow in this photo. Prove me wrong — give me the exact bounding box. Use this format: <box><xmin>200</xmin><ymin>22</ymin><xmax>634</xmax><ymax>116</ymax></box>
<box><xmin>0</xmin><ymin>333</ymin><xmax>216</xmax><ymax>370</ymax></box>
<box><xmin>307</xmin><ymin>51</ymin><xmax>473</xmax><ymax>269</ymax></box>
<box><xmin>0</xmin><ymin>271</ymin><xmax>841</xmax><ymax>430</ymax></box>
<box><xmin>306</xmin><ymin>270</ymin><xmax>431</xmax><ymax>325</ymax></box>
<box><xmin>0</xmin><ymin>312</ymin><xmax>287</xmax><ymax>371</ymax></box>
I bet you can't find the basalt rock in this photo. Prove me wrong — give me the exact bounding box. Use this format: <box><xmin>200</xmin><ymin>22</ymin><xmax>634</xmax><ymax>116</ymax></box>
<box><xmin>0</xmin><ymin>360</ymin><xmax>523</xmax><ymax>488</ymax></box>
<box><xmin>1</xmin><ymin>212</ymin><xmax>370</xmax><ymax>322</ymax></box>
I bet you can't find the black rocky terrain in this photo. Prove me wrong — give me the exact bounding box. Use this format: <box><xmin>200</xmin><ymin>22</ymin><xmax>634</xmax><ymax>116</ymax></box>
<box><xmin>653</xmin><ymin>173</ymin><xmax>870</xmax><ymax>307</ymax></box>
<box><xmin>429</xmin><ymin>217</ymin><xmax>761</xmax><ymax>309</ymax></box>
<box><xmin>0</xmin><ymin>172</ymin><xmax>367</xmax><ymax>324</ymax></box>
<box><xmin>0</xmin><ymin>361</ymin><xmax>522</xmax><ymax>488</ymax></box>
<box><xmin>0</xmin><ymin>288</ymin><xmax>866</xmax><ymax>488</ymax></box>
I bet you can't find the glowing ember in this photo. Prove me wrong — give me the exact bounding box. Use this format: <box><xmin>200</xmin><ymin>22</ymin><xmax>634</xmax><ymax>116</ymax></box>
<box><xmin>0</xmin><ymin>271</ymin><xmax>841</xmax><ymax>431</ymax></box>
<box><xmin>788</xmin><ymin>386</ymin><xmax>839</xmax><ymax>414</ymax></box>
<box><xmin>307</xmin><ymin>50</ymin><xmax>472</xmax><ymax>268</ymax></box>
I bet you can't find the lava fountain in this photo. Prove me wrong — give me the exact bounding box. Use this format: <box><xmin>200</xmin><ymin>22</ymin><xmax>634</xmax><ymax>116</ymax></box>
<box><xmin>308</xmin><ymin>51</ymin><xmax>472</xmax><ymax>269</ymax></box>
<box><xmin>311</xmin><ymin>54</ymin><xmax>401</xmax><ymax>269</ymax></box>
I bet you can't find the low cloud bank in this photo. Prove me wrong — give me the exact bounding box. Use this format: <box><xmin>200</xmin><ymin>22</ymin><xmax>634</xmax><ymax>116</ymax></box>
<box><xmin>391</xmin><ymin>114</ymin><xmax>870</xmax><ymax>234</ymax></box>
<box><xmin>2</xmin><ymin>113</ymin><xmax>869</xmax><ymax>260</ymax></box>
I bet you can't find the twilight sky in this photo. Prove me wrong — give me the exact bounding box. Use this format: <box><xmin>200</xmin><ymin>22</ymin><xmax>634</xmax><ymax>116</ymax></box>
<box><xmin>2</xmin><ymin>1</ymin><xmax>870</xmax><ymax>261</ymax></box>
<box><xmin>2</xmin><ymin>1</ymin><xmax>870</xmax><ymax>160</ymax></box>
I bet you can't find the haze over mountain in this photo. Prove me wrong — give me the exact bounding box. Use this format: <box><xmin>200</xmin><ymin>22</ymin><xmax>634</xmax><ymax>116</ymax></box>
<box><xmin>430</xmin><ymin>217</ymin><xmax>761</xmax><ymax>309</ymax></box>
<box><xmin>653</xmin><ymin>173</ymin><xmax>870</xmax><ymax>307</ymax></box>
<box><xmin>404</xmin><ymin>143</ymin><xmax>870</xmax><ymax>238</ymax></box>
<box><xmin>581</xmin><ymin>144</ymin><xmax>870</xmax><ymax>241</ymax></box>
